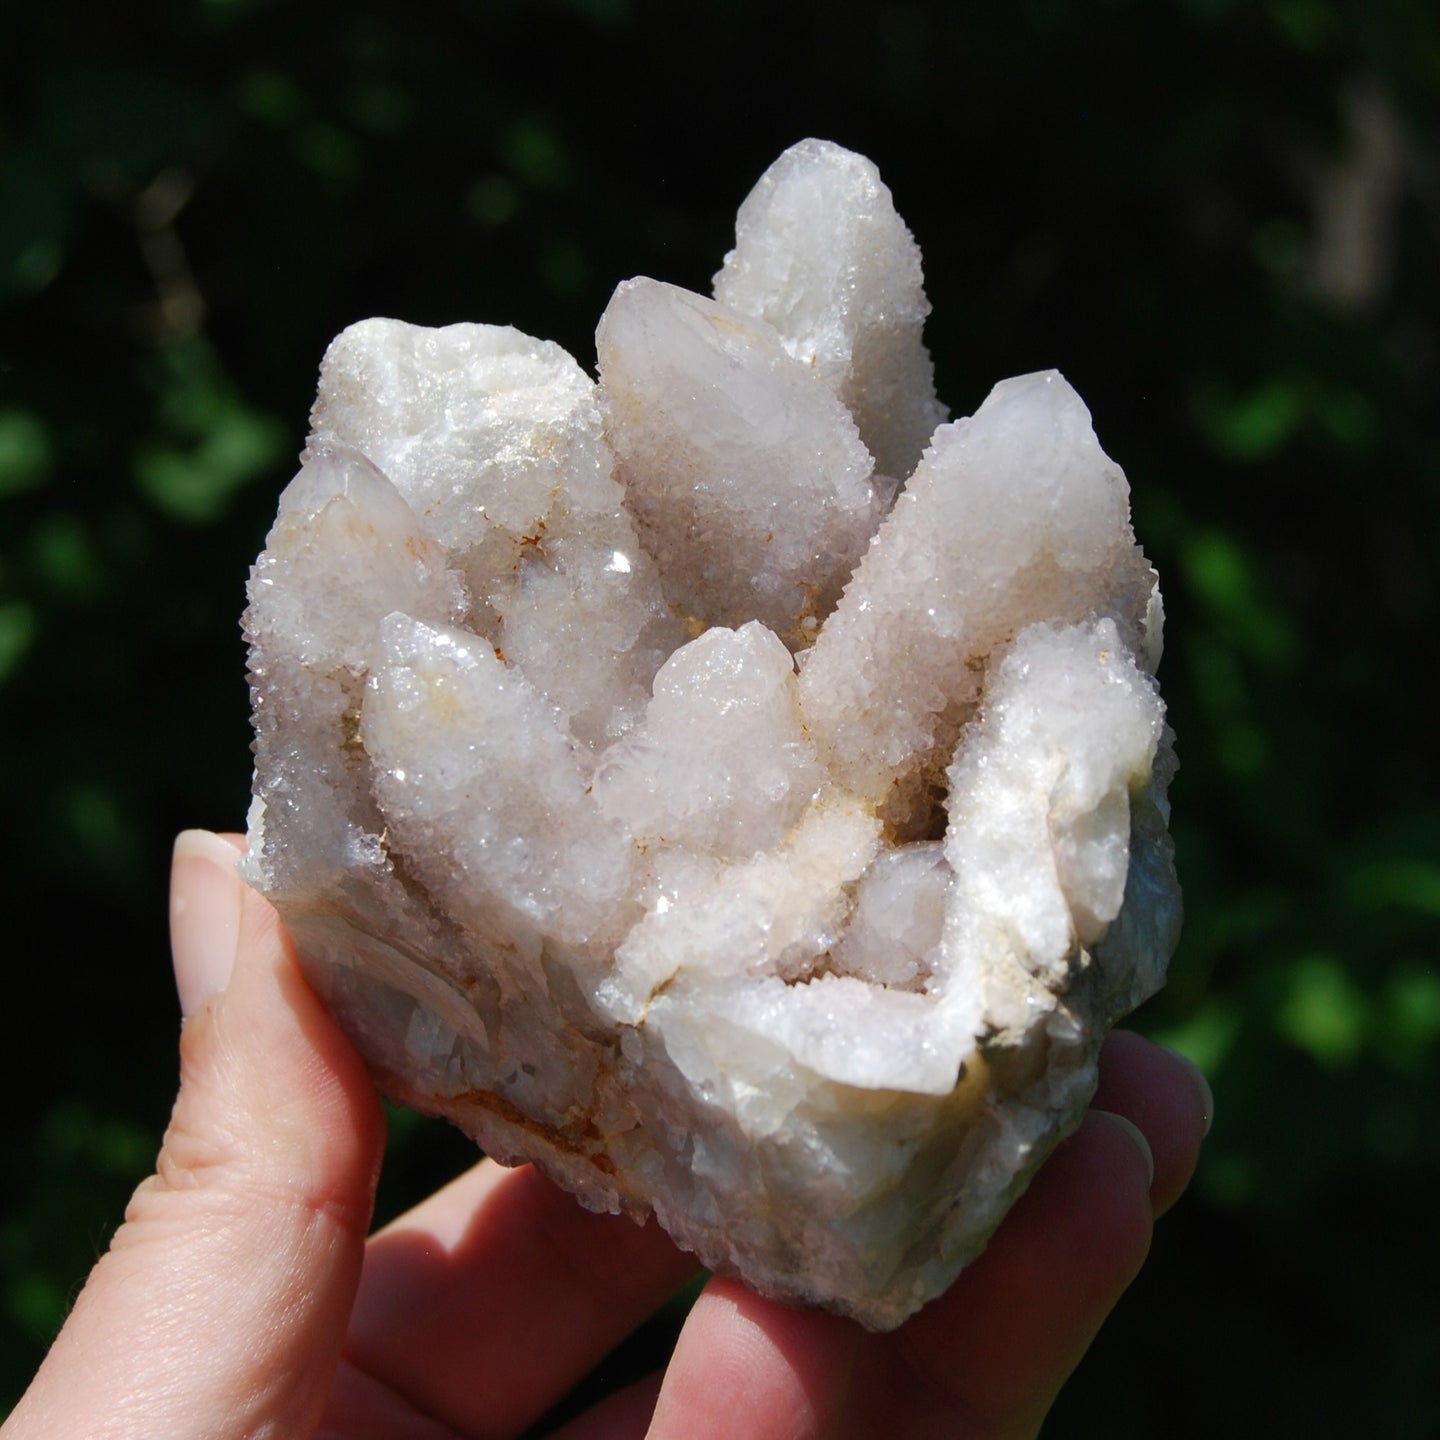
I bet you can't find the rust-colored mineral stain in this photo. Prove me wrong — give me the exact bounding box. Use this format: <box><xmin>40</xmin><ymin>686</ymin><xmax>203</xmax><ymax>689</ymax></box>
<box><xmin>376</xmin><ymin>1064</ymin><xmax>619</xmax><ymax>1176</ymax></box>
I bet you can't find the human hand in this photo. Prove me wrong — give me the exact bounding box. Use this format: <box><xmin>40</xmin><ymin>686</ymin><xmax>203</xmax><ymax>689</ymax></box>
<box><xmin>2</xmin><ymin>828</ymin><xmax>1210</xmax><ymax>1440</ymax></box>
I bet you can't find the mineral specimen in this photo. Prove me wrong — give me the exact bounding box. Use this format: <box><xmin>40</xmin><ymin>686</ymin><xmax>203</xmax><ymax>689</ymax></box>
<box><xmin>242</xmin><ymin>138</ymin><xmax>1180</xmax><ymax>1331</ymax></box>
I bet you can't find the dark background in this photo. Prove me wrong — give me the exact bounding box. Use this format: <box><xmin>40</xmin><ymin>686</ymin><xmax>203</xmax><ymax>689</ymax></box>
<box><xmin>2</xmin><ymin>0</ymin><xmax>1437</xmax><ymax>1432</ymax></box>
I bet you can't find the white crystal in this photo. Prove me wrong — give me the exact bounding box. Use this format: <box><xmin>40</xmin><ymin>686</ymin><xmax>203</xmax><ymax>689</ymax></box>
<box><xmin>798</xmin><ymin>369</ymin><xmax>1162</xmax><ymax>827</ymax></box>
<box><xmin>311</xmin><ymin>318</ymin><xmax>678</xmax><ymax>747</ymax></box>
<box><xmin>243</xmin><ymin>138</ymin><xmax>1180</xmax><ymax>1331</ymax></box>
<box><xmin>714</xmin><ymin>137</ymin><xmax>948</xmax><ymax>482</ymax></box>
<box><xmin>591</xmin><ymin>622</ymin><xmax>825</xmax><ymax>861</ymax></box>
<box><xmin>597</xmin><ymin>278</ymin><xmax>881</xmax><ymax>644</ymax></box>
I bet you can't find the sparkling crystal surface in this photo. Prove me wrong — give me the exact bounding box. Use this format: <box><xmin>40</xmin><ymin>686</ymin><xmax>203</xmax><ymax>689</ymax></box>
<box><xmin>243</xmin><ymin>139</ymin><xmax>1181</xmax><ymax>1330</ymax></box>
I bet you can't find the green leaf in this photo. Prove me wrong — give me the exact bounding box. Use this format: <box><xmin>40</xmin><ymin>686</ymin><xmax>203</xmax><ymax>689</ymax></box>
<box><xmin>1191</xmin><ymin>377</ymin><xmax>1304</xmax><ymax>462</ymax></box>
<box><xmin>0</xmin><ymin>602</ymin><xmax>36</xmax><ymax>684</ymax></box>
<box><xmin>1347</xmin><ymin>860</ymin><xmax>1440</xmax><ymax>918</ymax></box>
<box><xmin>133</xmin><ymin>342</ymin><xmax>289</xmax><ymax>524</ymax></box>
<box><xmin>1278</xmin><ymin>955</ymin><xmax>1369</xmax><ymax>1065</ymax></box>
<box><xmin>1182</xmin><ymin>531</ymin><xmax>1298</xmax><ymax>667</ymax></box>
<box><xmin>501</xmin><ymin>118</ymin><xmax>573</xmax><ymax>191</ymax></box>
<box><xmin>1154</xmin><ymin>997</ymin><xmax>1244</xmax><ymax>1074</ymax></box>
<box><xmin>0</xmin><ymin>411</ymin><xmax>52</xmax><ymax>497</ymax></box>
<box><xmin>135</xmin><ymin>403</ymin><xmax>287</xmax><ymax>524</ymax></box>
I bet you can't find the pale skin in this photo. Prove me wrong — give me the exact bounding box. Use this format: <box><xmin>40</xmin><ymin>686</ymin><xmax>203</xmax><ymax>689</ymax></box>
<box><xmin>3</xmin><ymin>829</ymin><xmax>1211</xmax><ymax>1440</ymax></box>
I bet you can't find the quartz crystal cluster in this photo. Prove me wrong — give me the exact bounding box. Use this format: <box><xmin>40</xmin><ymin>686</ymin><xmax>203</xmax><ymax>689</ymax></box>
<box><xmin>243</xmin><ymin>139</ymin><xmax>1180</xmax><ymax>1330</ymax></box>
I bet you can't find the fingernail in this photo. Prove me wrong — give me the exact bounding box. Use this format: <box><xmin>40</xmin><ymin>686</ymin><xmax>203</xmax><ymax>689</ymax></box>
<box><xmin>171</xmin><ymin>829</ymin><xmax>244</xmax><ymax>1017</ymax></box>
<box><xmin>1162</xmin><ymin>1045</ymin><xmax>1215</xmax><ymax>1138</ymax></box>
<box><xmin>1093</xmin><ymin>1110</ymin><xmax>1155</xmax><ymax>1190</ymax></box>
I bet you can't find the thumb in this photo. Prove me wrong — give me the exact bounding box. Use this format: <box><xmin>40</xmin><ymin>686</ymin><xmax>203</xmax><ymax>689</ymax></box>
<box><xmin>4</xmin><ymin>830</ymin><xmax>385</xmax><ymax>1440</ymax></box>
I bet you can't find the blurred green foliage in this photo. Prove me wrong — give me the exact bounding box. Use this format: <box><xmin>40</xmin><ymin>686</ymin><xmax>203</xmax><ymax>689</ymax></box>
<box><xmin>2</xmin><ymin>0</ymin><xmax>1437</xmax><ymax>1432</ymax></box>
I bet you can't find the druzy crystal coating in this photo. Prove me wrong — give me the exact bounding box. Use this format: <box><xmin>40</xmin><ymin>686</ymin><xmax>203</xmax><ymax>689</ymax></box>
<box><xmin>243</xmin><ymin>139</ymin><xmax>1180</xmax><ymax>1330</ymax></box>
